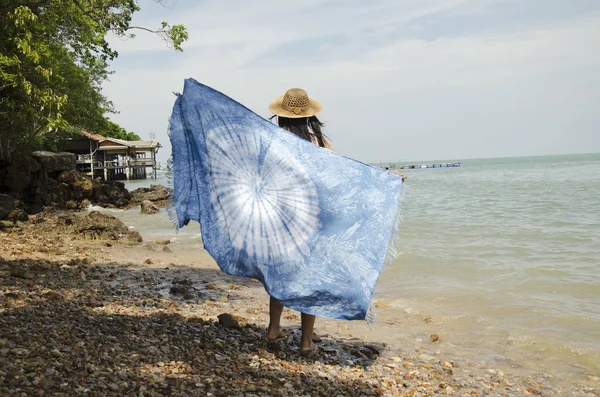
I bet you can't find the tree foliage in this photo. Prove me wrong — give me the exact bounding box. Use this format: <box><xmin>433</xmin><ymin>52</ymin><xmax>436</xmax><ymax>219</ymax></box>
<box><xmin>0</xmin><ymin>0</ymin><xmax>187</xmax><ymax>161</ymax></box>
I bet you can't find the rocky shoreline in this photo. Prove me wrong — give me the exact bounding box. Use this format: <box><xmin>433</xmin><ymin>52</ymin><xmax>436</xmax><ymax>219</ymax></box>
<box><xmin>0</xmin><ymin>154</ymin><xmax>598</xmax><ymax>396</ymax></box>
<box><xmin>0</xmin><ymin>151</ymin><xmax>172</xmax><ymax>229</ymax></box>
<box><xmin>2</xmin><ymin>210</ymin><xmax>598</xmax><ymax>396</ymax></box>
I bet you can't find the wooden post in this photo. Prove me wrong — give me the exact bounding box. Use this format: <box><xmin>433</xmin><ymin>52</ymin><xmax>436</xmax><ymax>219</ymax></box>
<box><xmin>152</xmin><ymin>150</ymin><xmax>157</xmax><ymax>179</ymax></box>
<box><xmin>125</xmin><ymin>149</ymin><xmax>131</xmax><ymax>180</ymax></box>
<box><xmin>89</xmin><ymin>140</ymin><xmax>94</xmax><ymax>177</ymax></box>
<box><xmin>103</xmin><ymin>150</ymin><xmax>107</xmax><ymax>181</ymax></box>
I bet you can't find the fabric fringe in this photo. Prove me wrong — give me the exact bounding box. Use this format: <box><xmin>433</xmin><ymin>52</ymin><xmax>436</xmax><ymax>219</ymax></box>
<box><xmin>165</xmin><ymin>103</ymin><xmax>179</xmax><ymax>231</ymax></box>
<box><xmin>166</xmin><ymin>201</ymin><xmax>180</xmax><ymax>233</ymax></box>
<box><xmin>365</xmin><ymin>182</ymin><xmax>408</xmax><ymax>325</ymax></box>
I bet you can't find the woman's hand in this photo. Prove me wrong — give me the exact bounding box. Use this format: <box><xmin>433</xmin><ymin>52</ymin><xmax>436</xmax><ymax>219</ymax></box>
<box><xmin>388</xmin><ymin>169</ymin><xmax>407</xmax><ymax>181</ymax></box>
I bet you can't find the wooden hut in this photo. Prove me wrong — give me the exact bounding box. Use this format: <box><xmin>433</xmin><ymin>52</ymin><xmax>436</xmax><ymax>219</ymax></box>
<box><xmin>59</xmin><ymin>130</ymin><xmax>161</xmax><ymax>181</ymax></box>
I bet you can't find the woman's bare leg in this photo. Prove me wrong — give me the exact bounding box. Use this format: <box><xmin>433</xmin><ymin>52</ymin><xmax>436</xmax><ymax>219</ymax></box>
<box><xmin>300</xmin><ymin>313</ymin><xmax>316</xmax><ymax>351</ymax></box>
<box><xmin>267</xmin><ymin>297</ymin><xmax>285</xmax><ymax>340</ymax></box>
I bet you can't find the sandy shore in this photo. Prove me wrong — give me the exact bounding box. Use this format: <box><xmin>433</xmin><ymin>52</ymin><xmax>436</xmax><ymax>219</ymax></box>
<box><xmin>1</xmin><ymin>211</ymin><xmax>598</xmax><ymax>396</ymax></box>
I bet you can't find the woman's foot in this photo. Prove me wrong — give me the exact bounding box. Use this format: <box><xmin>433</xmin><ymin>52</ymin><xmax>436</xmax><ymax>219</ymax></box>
<box><xmin>300</xmin><ymin>346</ymin><xmax>320</xmax><ymax>358</ymax></box>
<box><xmin>267</xmin><ymin>327</ymin><xmax>289</xmax><ymax>343</ymax></box>
<box><xmin>300</xmin><ymin>333</ymin><xmax>314</xmax><ymax>351</ymax></box>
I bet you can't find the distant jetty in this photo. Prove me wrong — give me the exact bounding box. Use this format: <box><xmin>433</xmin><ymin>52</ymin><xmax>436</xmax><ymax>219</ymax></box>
<box><xmin>375</xmin><ymin>162</ymin><xmax>461</xmax><ymax>170</ymax></box>
<box><xmin>396</xmin><ymin>163</ymin><xmax>460</xmax><ymax>169</ymax></box>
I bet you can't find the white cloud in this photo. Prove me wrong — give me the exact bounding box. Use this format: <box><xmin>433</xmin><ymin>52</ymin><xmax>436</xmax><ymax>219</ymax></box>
<box><xmin>102</xmin><ymin>0</ymin><xmax>600</xmax><ymax>163</ymax></box>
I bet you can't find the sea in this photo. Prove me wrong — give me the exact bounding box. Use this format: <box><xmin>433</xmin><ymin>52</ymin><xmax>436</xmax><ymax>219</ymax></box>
<box><xmin>100</xmin><ymin>153</ymin><xmax>600</xmax><ymax>382</ymax></box>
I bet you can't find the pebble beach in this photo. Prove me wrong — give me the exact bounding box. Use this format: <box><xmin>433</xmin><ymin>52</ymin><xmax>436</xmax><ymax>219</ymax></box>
<box><xmin>1</xmin><ymin>209</ymin><xmax>598</xmax><ymax>396</ymax></box>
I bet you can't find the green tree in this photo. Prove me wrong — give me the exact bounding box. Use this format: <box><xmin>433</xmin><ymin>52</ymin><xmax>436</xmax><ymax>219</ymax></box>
<box><xmin>0</xmin><ymin>0</ymin><xmax>187</xmax><ymax>161</ymax></box>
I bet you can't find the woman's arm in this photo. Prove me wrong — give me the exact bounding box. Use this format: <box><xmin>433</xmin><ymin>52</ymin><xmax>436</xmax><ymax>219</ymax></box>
<box><xmin>388</xmin><ymin>169</ymin><xmax>408</xmax><ymax>181</ymax></box>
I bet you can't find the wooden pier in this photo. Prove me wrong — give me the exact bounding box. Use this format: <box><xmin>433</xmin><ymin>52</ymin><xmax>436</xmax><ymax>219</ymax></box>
<box><xmin>396</xmin><ymin>163</ymin><xmax>460</xmax><ymax>169</ymax></box>
<box><xmin>374</xmin><ymin>161</ymin><xmax>461</xmax><ymax>170</ymax></box>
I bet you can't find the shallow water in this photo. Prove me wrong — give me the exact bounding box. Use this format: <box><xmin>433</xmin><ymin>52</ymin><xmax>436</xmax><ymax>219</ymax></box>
<box><xmin>376</xmin><ymin>153</ymin><xmax>600</xmax><ymax>380</ymax></box>
<box><xmin>112</xmin><ymin>154</ymin><xmax>600</xmax><ymax>381</ymax></box>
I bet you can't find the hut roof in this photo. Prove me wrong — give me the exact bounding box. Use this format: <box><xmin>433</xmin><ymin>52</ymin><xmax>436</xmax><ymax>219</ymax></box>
<box><xmin>81</xmin><ymin>130</ymin><xmax>160</xmax><ymax>150</ymax></box>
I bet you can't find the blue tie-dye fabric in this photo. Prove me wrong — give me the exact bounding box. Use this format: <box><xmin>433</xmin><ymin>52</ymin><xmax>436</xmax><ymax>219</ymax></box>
<box><xmin>169</xmin><ymin>79</ymin><xmax>404</xmax><ymax>321</ymax></box>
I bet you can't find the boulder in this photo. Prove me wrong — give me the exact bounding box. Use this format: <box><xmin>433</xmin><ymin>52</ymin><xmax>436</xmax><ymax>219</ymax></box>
<box><xmin>1</xmin><ymin>156</ymin><xmax>41</xmax><ymax>200</ymax></box>
<box><xmin>128</xmin><ymin>230</ymin><xmax>143</xmax><ymax>243</ymax></box>
<box><xmin>0</xmin><ymin>194</ymin><xmax>16</xmax><ymax>220</ymax></box>
<box><xmin>217</xmin><ymin>313</ymin><xmax>241</xmax><ymax>329</ymax></box>
<box><xmin>0</xmin><ymin>154</ymin><xmax>134</xmax><ymax>213</ymax></box>
<box><xmin>41</xmin><ymin>178</ymin><xmax>70</xmax><ymax>209</ymax></box>
<box><xmin>0</xmin><ymin>220</ymin><xmax>15</xmax><ymax>230</ymax></box>
<box><xmin>58</xmin><ymin>170</ymin><xmax>94</xmax><ymax>200</ymax></box>
<box><xmin>129</xmin><ymin>184</ymin><xmax>172</xmax><ymax>208</ymax></box>
<box><xmin>31</xmin><ymin>151</ymin><xmax>75</xmax><ymax>174</ymax></box>
<box><xmin>57</xmin><ymin>211</ymin><xmax>142</xmax><ymax>242</ymax></box>
<box><xmin>92</xmin><ymin>180</ymin><xmax>131</xmax><ymax>208</ymax></box>
<box><xmin>140</xmin><ymin>200</ymin><xmax>160</xmax><ymax>214</ymax></box>
<box><xmin>0</xmin><ymin>194</ymin><xmax>28</xmax><ymax>222</ymax></box>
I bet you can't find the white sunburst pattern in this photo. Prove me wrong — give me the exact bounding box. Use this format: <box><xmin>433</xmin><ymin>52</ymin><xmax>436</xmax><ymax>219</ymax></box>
<box><xmin>170</xmin><ymin>79</ymin><xmax>405</xmax><ymax>321</ymax></box>
<box><xmin>205</xmin><ymin>125</ymin><xmax>320</xmax><ymax>262</ymax></box>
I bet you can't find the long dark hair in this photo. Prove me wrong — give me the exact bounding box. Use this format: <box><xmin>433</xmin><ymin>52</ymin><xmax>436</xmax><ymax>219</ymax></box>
<box><xmin>274</xmin><ymin>116</ymin><xmax>327</xmax><ymax>148</ymax></box>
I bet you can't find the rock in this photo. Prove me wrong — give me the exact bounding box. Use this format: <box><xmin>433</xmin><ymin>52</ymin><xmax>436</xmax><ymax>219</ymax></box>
<box><xmin>0</xmin><ymin>156</ymin><xmax>41</xmax><ymax>200</ymax></box>
<box><xmin>173</xmin><ymin>278</ymin><xmax>193</xmax><ymax>285</ymax></box>
<box><xmin>359</xmin><ymin>344</ymin><xmax>382</xmax><ymax>359</ymax></box>
<box><xmin>0</xmin><ymin>220</ymin><xmax>14</xmax><ymax>229</ymax></box>
<box><xmin>146</xmin><ymin>346</ymin><xmax>160</xmax><ymax>355</ymax></box>
<box><xmin>43</xmin><ymin>291</ymin><xmax>62</xmax><ymax>301</ymax></box>
<box><xmin>50</xmin><ymin>348</ymin><xmax>62</xmax><ymax>357</ymax></box>
<box><xmin>162</xmin><ymin>245</ymin><xmax>172</xmax><ymax>253</ymax></box>
<box><xmin>0</xmin><ymin>194</ymin><xmax>16</xmax><ymax>219</ymax></box>
<box><xmin>9</xmin><ymin>209</ymin><xmax>28</xmax><ymax>222</ymax></box>
<box><xmin>169</xmin><ymin>286</ymin><xmax>187</xmax><ymax>295</ymax></box>
<box><xmin>217</xmin><ymin>313</ymin><xmax>241</xmax><ymax>329</ymax></box>
<box><xmin>11</xmin><ymin>348</ymin><xmax>30</xmax><ymax>356</ymax></box>
<box><xmin>58</xmin><ymin>211</ymin><xmax>142</xmax><ymax>242</ymax></box>
<box><xmin>129</xmin><ymin>184</ymin><xmax>172</xmax><ymax>208</ymax></box>
<box><xmin>65</xmin><ymin>200</ymin><xmax>79</xmax><ymax>210</ymax></box>
<box><xmin>57</xmin><ymin>171</ymin><xmax>94</xmax><ymax>200</ymax></box>
<box><xmin>0</xmin><ymin>194</ymin><xmax>27</xmax><ymax>222</ymax></box>
<box><xmin>127</xmin><ymin>230</ymin><xmax>143</xmax><ymax>243</ymax></box>
<box><xmin>91</xmin><ymin>180</ymin><xmax>131</xmax><ymax>208</ymax></box>
<box><xmin>155</xmin><ymin>239</ymin><xmax>170</xmax><ymax>245</ymax></box>
<box><xmin>140</xmin><ymin>200</ymin><xmax>159</xmax><ymax>214</ymax></box>
<box><xmin>430</xmin><ymin>334</ymin><xmax>440</xmax><ymax>343</ymax></box>
<box><xmin>80</xmin><ymin>199</ymin><xmax>92</xmax><ymax>209</ymax></box>
<box><xmin>10</xmin><ymin>266</ymin><xmax>35</xmax><ymax>279</ymax></box>
<box><xmin>31</xmin><ymin>151</ymin><xmax>76</xmax><ymax>174</ymax></box>
<box><xmin>37</xmin><ymin>177</ymin><xmax>69</xmax><ymax>209</ymax></box>
<box><xmin>145</xmin><ymin>243</ymin><xmax>157</xmax><ymax>250</ymax></box>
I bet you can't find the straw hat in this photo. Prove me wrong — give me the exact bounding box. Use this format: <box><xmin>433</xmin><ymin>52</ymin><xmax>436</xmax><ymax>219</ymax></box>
<box><xmin>269</xmin><ymin>88</ymin><xmax>322</xmax><ymax>118</ymax></box>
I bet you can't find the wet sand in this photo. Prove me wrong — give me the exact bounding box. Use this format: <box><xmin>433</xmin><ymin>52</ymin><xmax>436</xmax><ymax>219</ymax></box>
<box><xmin>1</xmin><ymin>211</ymin><xmax>598</xmax><ymax>396</ymax></box>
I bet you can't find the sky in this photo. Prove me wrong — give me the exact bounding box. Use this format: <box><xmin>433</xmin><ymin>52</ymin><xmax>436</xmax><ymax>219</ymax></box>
<box><xmin>101</xmin><ymin>0</ymin><xmax>600</xmax><ymax>164</ymax></box>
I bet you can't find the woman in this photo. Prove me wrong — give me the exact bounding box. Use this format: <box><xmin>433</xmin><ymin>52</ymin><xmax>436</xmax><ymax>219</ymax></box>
<box><xmin>266</xmin><ymin>88</ymin><xmax>328</xmax><ymax>356</ymax></box>
<box><xmin>266</xmin><ymin>88</ymin><xmax>406</xmax><ymax>356</ymax></box>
